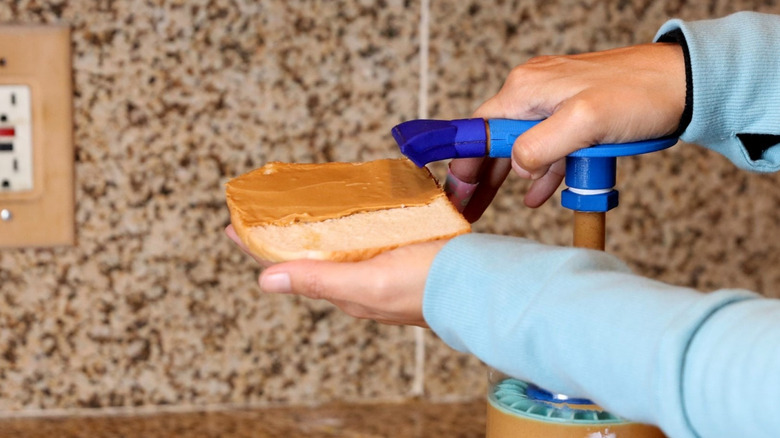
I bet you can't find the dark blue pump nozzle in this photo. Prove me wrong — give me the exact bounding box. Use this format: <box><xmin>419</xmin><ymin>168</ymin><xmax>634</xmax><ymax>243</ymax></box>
<box><xmin>391</xmin><ymin>118</ymin><xmax>678</xmax><ymax>212</ymax></box>
<box><xmin>391</xmin><ymin>118</ymin><xmax>489</xmax><ymax>167</ymax></box>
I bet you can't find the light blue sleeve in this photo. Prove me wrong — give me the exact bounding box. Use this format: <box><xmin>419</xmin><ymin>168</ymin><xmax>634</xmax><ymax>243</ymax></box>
<box><xmin>655</xmin><ymin>12</ymin><xmax>780</xmax><ymax>172</ymax></box>
<box><xmin>423</xmin><ymin>234</ymin><xmax>780</xmax><ymax>438</ymax></box>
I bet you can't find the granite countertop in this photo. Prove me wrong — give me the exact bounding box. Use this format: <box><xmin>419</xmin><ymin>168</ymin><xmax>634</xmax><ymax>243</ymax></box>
<box><xmin>0</xmin><ymin>401</ymin><xmax>486</xmax><ymax>438</ymax></box>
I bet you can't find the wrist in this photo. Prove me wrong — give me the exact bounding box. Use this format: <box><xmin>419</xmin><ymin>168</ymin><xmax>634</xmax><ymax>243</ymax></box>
<box><xmin>655</xmin><ymin>32</ymin><xmax>692</xmax><ymax>136</ymax></box>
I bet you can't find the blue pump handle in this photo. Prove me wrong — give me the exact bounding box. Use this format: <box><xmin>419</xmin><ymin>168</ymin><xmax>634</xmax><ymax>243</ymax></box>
<box><xmin>487</xmin><ymin>119</ymin><xmax>678</xmax><ymax>159</ymax></box>
<box><xmin>487</xmin><ymin>119</ymin><xmax>678</xmax><ymax>212</ymax></box>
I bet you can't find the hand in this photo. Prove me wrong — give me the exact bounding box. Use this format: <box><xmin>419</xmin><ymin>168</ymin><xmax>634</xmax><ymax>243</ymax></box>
<box><xmin>225</xmin><ymin>224</ymin><xmax>445</xmax><ymax>327</ymax></box>
<box><xmin>451</xmin><ymin>42</ymin><xmax>685</xmax><ymax>218</ymax></box>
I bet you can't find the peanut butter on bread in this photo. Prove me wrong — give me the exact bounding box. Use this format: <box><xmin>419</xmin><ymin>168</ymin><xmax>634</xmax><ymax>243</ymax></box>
<box><xmin>226</xmin><ymin>159</ymin><xmax>442</xmax><ymax>226</ymax></box>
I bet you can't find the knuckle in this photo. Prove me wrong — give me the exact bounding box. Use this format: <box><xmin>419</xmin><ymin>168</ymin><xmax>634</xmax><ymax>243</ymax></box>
<box><xmin>524</xmin><ymin>54</ymin><xmax>567</xmax><ymax>70</ymax></box>
<box><xmin>549</xmin><ymin>159</ymin><xmax>566</xmax><ymax>178</ymax></box>
<box><xmin>340</xmin><ymin>302</ymin><xmax>368</xmax><ymax>320</ymax></box>
<box><xmin>507</xmin><ymin>64</ymin><xmax>526</xmax><ymax>80</ymax></box>
<box><xmin>300</xmin><ymin>271</ymin><xmax>327</xmax><ymax>299</ymax></box>
<box><xmin>506</xmin><ymin>63</ymin><xmax>533</xmax><ymax>85</ymax></box>
<box><xmin>525</xmin><ymin>54</ymin><xmax>555</xmax><ymax>65</ymax></box>
<box><xmin>566</xmin><ymin>97</ymin><xmax>602</xmax><ymax>129</ymax></box>
<box><xmin>365</xmin><ymin>273</ymin><xmax>391</xmax><ymax>305</ymax></box>
<box><xmin>514</xmin><ymin>139</ymin><xmax>544</xmax><ymax>170</ymax></box>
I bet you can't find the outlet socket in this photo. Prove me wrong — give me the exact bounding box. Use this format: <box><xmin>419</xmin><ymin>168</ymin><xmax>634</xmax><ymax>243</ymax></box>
<box><xmin>0</xmin><ymin>25</ymin><xmax>74</xmax><ymax>247</ymax></box>
<box><xmin>0</xmin><ymin>85</ymin><xmax>33</xmax><ymax>193</ymax></box>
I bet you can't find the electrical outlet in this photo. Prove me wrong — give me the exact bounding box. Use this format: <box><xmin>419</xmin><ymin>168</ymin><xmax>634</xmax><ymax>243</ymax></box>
<box><xmin>0</xmin><ymin>85</ymin><xmax>33</xmax><ymax>192</ymax></box>
<box><xmin>0</xmin><ymin>25</ymin><xmax>74</xmax><ymax>247</ymax></box>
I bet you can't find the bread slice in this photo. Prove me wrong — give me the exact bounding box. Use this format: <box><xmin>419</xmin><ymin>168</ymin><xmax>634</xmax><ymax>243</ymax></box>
<box><xmin>226</xmin><ymin>159</ymin><xmax>471</xmax><ymax>262</ymax></box>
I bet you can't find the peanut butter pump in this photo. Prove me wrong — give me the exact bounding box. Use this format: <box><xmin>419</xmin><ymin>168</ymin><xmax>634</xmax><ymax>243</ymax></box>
<box><xmin>393</xmin><ymin>118</ymin><xmax>677</xmax><ymax>438</ymax></box>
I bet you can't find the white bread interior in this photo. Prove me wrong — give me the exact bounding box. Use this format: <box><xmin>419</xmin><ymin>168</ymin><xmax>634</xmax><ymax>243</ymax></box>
<box><xmin>228</xmin><ymin>194</ymin><xmax>470</xmax><ymax>263</ymax></box>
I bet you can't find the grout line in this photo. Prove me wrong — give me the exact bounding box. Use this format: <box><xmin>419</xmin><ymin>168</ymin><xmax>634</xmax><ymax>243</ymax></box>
<box><xmin>0</xmin><ymin>396</ymin><xmax>404</xmax><ymax>420</ymax></box>
<box><xmin>410</xmin><ymin>0</ymin><xmax>431</xmax><ymax>398</ymax></box>
<box><xmin>418</xmin><ymin>0</ymin><xmax>430</xmax><ymax>120</ymax></box>
<box><xmin>0</xmin><ymin>404</ymin><xmax>249</xmax><ymax>420</ymax></box>
<box><xmin>0</xmin><ymin>396</ymin><xmax>483</xmax><ymax>420</ymax></box>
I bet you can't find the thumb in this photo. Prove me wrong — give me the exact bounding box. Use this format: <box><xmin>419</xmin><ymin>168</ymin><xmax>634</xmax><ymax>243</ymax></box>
<box><xmin>259</xmin><ymin>260</ymin><xmax>356</xmax><ymax>300</ymax></box>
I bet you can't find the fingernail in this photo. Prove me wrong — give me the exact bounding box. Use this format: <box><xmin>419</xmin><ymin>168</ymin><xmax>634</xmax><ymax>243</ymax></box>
<box><xmin>260</xmin><ymin>272</ymin><xmax>291</xmax><ymax>294</ymax></box>
<box><xmin>444</xmin><ymin>167</ymin><xmax>478</xmax><ymax>212</ymax></box>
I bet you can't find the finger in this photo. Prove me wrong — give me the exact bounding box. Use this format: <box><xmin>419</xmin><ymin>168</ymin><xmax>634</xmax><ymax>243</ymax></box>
<box><xmin>512</xmin><ymin>94</ymin><xmax>605</xmax><ymax>177</ymax></box>
<box><xmin>472</xmin><ymin>95</ymin><xmax>516</xmax><ymax>120</ymax></box>
<box><xmin>472</xmin><ymin>83</ymin><xmax>548</xmax><ymax>121</ymax></box>
<box><xmin>461</xmin><ymin>158</ymin><xmax>512</xmax><ymax>223</ymax></box>
<box><xmin>260</xmin><ymin>260</ymin><xmax>399</xmax><ymax>322</ymax></box>
<box><xmin>260</xmin><ymin>258</ymin><xmax>401</xmax><ymax>312</ymax></box>
<box><xmin>225</xmin><ymin>224</ymin><xmax>253</xmax><ymax>256</ymax></box>
<box><xmin>259</xmin><ymin>259</ymin><xmax>349</xmax><ymax>299</ymax></box>
<box><xmin>444</xmin><ymin>164</ymin><xmax>480</xmax><ymax>213</ymax></box>
<box><xmin>258</xmin><ymin>244</ymin><xmax>426</xmax><ymax>301</ymax></box>
<box><xmin>446</xmin><ymin>87</ymin><xmax>549</xmax><ymax>218</ymax></box>
<box><xmin>258</xmin><ymin>241</ymin><xmax>443</xmax><ymax>326</ymax></box>
<box><xmin>448</xmin><ymin>157</ymin><xmax>485</xmax><ymax>185</ymax></box>
<box><xmin>522</xmin><ymin>158</ymin><xmax>565</xmax><ymax>208</ymax></box>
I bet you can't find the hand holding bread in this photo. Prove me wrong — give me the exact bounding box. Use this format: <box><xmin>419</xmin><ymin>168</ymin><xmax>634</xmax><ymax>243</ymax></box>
<box><xmin>224</xmin><ymin>158</ymin><xmax>466</xmax><ymax>327</ymax></box>
<box><xmin>224</xmin><ymin>223</ymin><xmax>440</xmax><ymax>326</ymax></box>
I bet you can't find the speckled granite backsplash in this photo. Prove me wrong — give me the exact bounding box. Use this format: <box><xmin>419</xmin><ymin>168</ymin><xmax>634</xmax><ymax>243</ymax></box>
<box><xmin>1</xmin><ymin>0</ymin><xmax>780</xmax><ymax>414</ymax></box>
